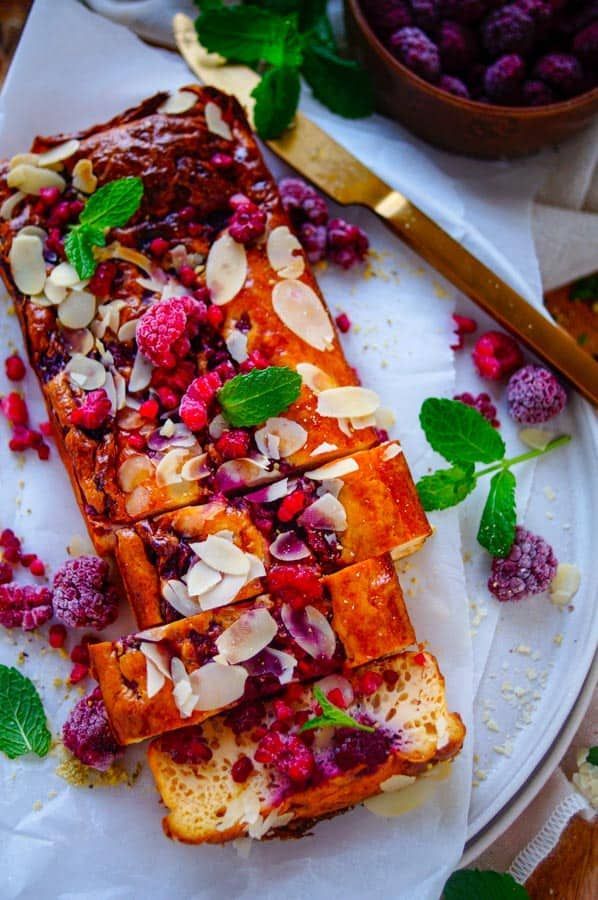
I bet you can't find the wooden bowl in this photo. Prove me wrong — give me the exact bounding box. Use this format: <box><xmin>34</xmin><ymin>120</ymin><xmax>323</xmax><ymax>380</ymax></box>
<box><xmin>344</xmin><ymin>0</ymin><xmax>598</xmax><ymax>159</ymax></box>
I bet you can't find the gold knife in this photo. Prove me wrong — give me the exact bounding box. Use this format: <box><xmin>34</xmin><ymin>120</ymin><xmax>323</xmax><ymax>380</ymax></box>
<box><xmin>173</xmin><ymin>13</ymin><xmax>598</xmax><ymax>406</ymax></box>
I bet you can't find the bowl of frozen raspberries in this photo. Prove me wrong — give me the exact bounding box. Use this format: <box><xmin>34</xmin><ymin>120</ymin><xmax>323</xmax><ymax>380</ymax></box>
<box><xmin>345</xmin><ymin>0</ymin><xmax>598</xmax><ymax>157</ymax></box>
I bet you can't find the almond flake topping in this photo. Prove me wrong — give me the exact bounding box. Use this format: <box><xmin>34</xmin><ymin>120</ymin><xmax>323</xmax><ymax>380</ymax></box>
<box><xmin>181</xmin><ymin>453</ymin><xmax>210</xmax><ymax>482</ymax></box>
<box><xmin>296</xmin><ymin>362</ymin><xmax>336</xmax><ymax>394</ymax></box>
<box><xmin>0</xmin><ymin>191</ymin><xmax>24</xmax><ymax>220</ymax></box>
<box><xmin>36</xmin><ymin>139</ymin><xmax>80</xmax><ymax>167</ymax></box>
<box><xmin>272</xmin><ymin>280</ymin><xmax>334</xmax><ymax>351</ymax></box>
<box><xmin>128</xmin><ymin>349</ymin><xmax>153</xmax><ymax>393</ymax></box>
<box><xmin>310</xmin><ymin>442</ymin><xmax>338</xmax><ymax>457</ymax></box>
<box><xmin>158</xmin><ymin>89</ymin><xmax>198</xmax><ymax>115</ymax></box>
<box><xmin>226</xmin><ymin>329</ymin><xmax>248</xmax><ymax>363</ymax></box>
<box><xmin>266</xmin><ymin>226</ymin><xmax>305</xmax><ymax>279</ymax></box>
<box><xmin>306</xmin><ymin>457</ymin><xmax>358</xmax><ymax>480</ymax></box>
<box><xmin>382</xmin><ymin>442</ymin><xmax>402</xmax><ymax>461</ymax></box>
<box><xmin>206</xmin><ymin>232</ymin><xmax>247</xmax><ymax>305</ymax></box>
<box><xmin>65</xmin><ymin>354</ymin><xmax>106</xmax><ymax>390</ymax></box>
<box><xmin>48</xmin><ymin>262</ymin><xmax>80</xmax><ymax>288</ymax></box>
<box><xmin>254</xmin><ymin>417</ymin><xmax>307</xmax><ymax>461</ymax></box>
<box><xmin>185</xmin><ymin>560</ymin><xmax>222</xmax><ymax>598</ymax></box>
<box><xmin>7</xmin><ymin>164</ymin><xmax>65</xmax><ymax>195</ymax></box>
<box><xmin>270</xmin><ymin>532</ymin><xmax>311</xmax><ymax>562</ymax></box>
<box><xmin>117</xmin><ymin>318</ymin><xmax>138</xmax><ymax>342</ymax></box>
<box><xmin>139</xmin><ymin>641</ymin><xmax>172</xmax><ymax>698</ymax></box>
<box><xmin>9</xmin><ymin>233</ymin><xmax>47</xmax><ymax>295</ymax></box>
<box><xmin>161</xmin><ymin>579</ymin><xmax>200</xmax><ymax>618</ymax></box>
<box><xmin>205</xmin><ymin>101</ymin><xmax>233</xmax><ymax>140</ymax></box>
<box><xmin>57</xmin><ymin>289</ymin><xmax>96</xmax><ymax>329</ymax></box>
<box><xmin>190</xmin><ymin>662</ymin><xmax>247</xmax><ymax>711</ymax></box>
<box><xmin>155</xmin><ymin>447</ymin><xmax>190</xmax><ymax>487</ymax></box>
<box><xmin>190</xmin><ymin>534</ymin><xmax>251</xmax><ymax>576</ymax></box>
<box><xmin>298</xmin><ymin>492</ymin><xmax>347</xmax><ymax>531</ymax></box>
<box><xmin>117</xmin><ymin>454</ymin><xmax>154</xmax><ymax>493</ymax></box>
<box><xmin>317</xmin><ymin>386</ymin><xmax>380</xmax><ymax>419</ymax></box>
<box><xmin>72</xmin><ymin>158</ymin><xmax>97</xmax><ymax>194</ymax></box>
<box><xmin>215</xmin><ymin>608</ymin><xmax>278</xmax><ymax>664</ymax></box>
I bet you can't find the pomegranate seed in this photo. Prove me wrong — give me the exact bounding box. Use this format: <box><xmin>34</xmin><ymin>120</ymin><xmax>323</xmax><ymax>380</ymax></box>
<box><xmin>215</xmin><ymin>360</ymin><xmax>236</xmax><ymax>383</ymax></box>
<box><xmin>20</xmin><ymin>553</ymin><xmax>36</xmax><ymax>567</ymax></box>
<box><xmin>274</xmin><ymin>699</ymin><xmax>293</xmax><ymax>722</ymax></box>
<box><xmin>277</xmin><ymin>489</ymin><xmax>309</xmax><ymax>523</ymax></box>
<box><xmin>69</xmin><ymin>662</ymin><xmax>89</xmax><ymax>684</ymax></box>
<box><xmin>156</xmin><ymin>386</ymin><xmax>179</xmax><ymax>409</ymax></box>
<box><xmin>1</xmin><ymin>392</ymin><xmax>29</xmax><ymax>426</ymax></box>
<box><xmin>178</xmin><ymin>205</ymin><xmax>195</xmax><ymax>223</ymax></box>
<box><xmin>46</xmin><ymin>228</ymin><xmax>64</xmax><ymax>257</ymax></box>
<box><xmin>5</xmin><ymin>355</ymin><xmax>26</xmax><ymax>381</ymax></box>
<box><xmin>239</xmin><ymin>350</ymin><xmax>269</xmax><ymax>373</ymax></box>
<box><xmin>29</xmin><ymin>557</ymin><xmax>45</xmax><ymax>576</ymax></box>
<box><xmin>88</xmin><ymin>262</ymin><xmax>117</xmax><ymax>299</ymax></box>
<box><xmin>211</xmin><ymin>152</ymin><xmax>234</xmax><ymax>169</ymax></box>
<box><xmin>178</xmin><ymin>265</ymin><xmax>197</xmax><ymax>288</ymax></box>
<box><xmin>358</xmin><ymin>671</ymin><xmax>384</xmax><ymax>696</ymax></box>
<box><xmin>126</xmin><ymin>432</ymin><xmax>146</xmax><ymax>451</ymax></box>
<box><xmin>0</xmin><ymin>561</ymin><xmax>13</xmax><ymax>584</ymax></box>
<box><xmin>231</xmin><ymin>755</ymin><xmax>254</xmax><ymax>783</ymax></box>
<box><xmin>251</xmin><ymin>726</ymin><xmax>268</xmax><ymax>742</ymax></box>
<box><xmin>149</xmin><ymin>237</ymin><xmax>169</xmax><ymax>258</ymax></box>
<box><xmin>70</xmin><ymin>642</ymin><xmax>90</xmax><ymax>665</ymax></box>
<box><xmin>179</xmin><ymin>395</ymin><xmax>208</xmax><ymax>432</ymax></box>
<box><xmin>285</xmin><ymin>683</ymin><xmax>304</xmax><ymax>703</ymax></box>
<box><xmin>413</xmin><ymin>652</ymin><xmax>427</xmax><ymax>666</ymax></box>
<box><xmin>138</xmin><ymin>398</ymin><xmax>159</xmax><ymax>420</ymax></box>
<box><xmin>37</xmin><ymin>442</ymin><xmax>50</xmax><ymax>461</ymax></box>
<box><xmin>39</xmin><ymin>421</ymin><xmax>52</xmax><ymax>437</ymax></box>
<box><xmin>39</xmin><ymin>186</ymin><xmax>60</xmax><ymax>206</ymax></box>
<box><xmin>206</xmin><ymin>305</ymin><xmax>224</xmax><ymax>330</ymax></box>
<box><xmin>48</xmin><ymin>624</ymin><xmax>67</xmax><ymax>649</ymax></box>
<box><xmin>326</xmin><ymin>687</ymin><xmax>347</xmax><ymax>709</ymax></box>
<box><xmin>335</xmin><ymin>313</ymin><xmax>352</xmax><ymax>333</ymax></box>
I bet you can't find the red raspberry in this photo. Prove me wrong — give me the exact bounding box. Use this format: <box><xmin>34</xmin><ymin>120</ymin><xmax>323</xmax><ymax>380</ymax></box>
<box><xmin>215</xmin><ymin>429</ymin><xmax>250</xmax><ymax>460</ymax></box>
<box><xmin>29</xmin><ymin>557</ymin><xmax>45</xmax><ymax>576</ymax></box>
<box><xmin>228</xmin><ymin>200</ymin><xmax>267</xmax><ymax>244</ymax></box>
<box><xmin>69</xmin><ymin>662</ymin><xmax>89</xmax><ymax>684</ymax></box>
<box><xmin>149</xmin><ymin>237</ymin><xmax>169</xmax><ymax>258</ymax></box>
<box><xmin>326</xmin><ymin>218</ymin><xmax>369</xmax><ymax>269</ymax></box>
<box><xmin>206</xmin><ymin>305</ymin><xmax>224</xmax><ymax>330</ymax></box>
<box><xmin>274</xmin><ymin>699</ymin><xmax>294</xmax><ymax>722</ymax></box>
<box><xmin>0</xmin><ymin>561</ymin><xmax>13</xmax><ymax>584</ymax></box>
<box><xmin>5</xmin><ymin>354</ymin><xmax>26</xmax><ymax>381</ymax></box>
<box><xmin>215</xmin><ymin>360</ymin><xmax>236</xmax><ymax>383</ymax></box>
<box><xmin>0</xmin><ymin>583</ymin><xmax>53</xmax><ymax>630</ymax></box>
<box><xmin>70</xmin><ymin>389</ymin><xmax>112</xmax><ymax>430</ymax></box>
<box><xmin>151</xmin><ymin>359</ymin><xmax>195</xmax><ymax>394</ymax></box>
<box><xmin>21</xmin><ymin>553</ymin><xmax>36</xmax><ymax>567</ymax></box>
<box><xmin>186</xmin><ymin>371</ymin><xmax>222</xmax><ymax>404</ymax></box>
<box><xmin>36</xmin><ymin>441</ymin><xmax>50</xmax><ymax>461</ymax></box>
<box><xmin>451</xmin><ymin>314</ymin><xmax>477</xmax><ymax>350</ymax></box>
<box><xmin>1</xmin><ymin>392</ymin><xmax>28</xmax><ymax>426</ymax></box>
<box><xmin>266</xmin><ymin>564</ymin><xmax>323</xmax><ymax>610</ymax></box>
<box><xmin>326</xmin><ymin>687</ymin><xmax>347</xmax><ymax>709</ymax></box>
<box><xmin>39</xmin><ymin>421</ymin><xmax>52</xmax><ymax>437</ymax></box>
<box><xmin>335</xmin><ymin>313</ymin><xmax>352</xmax><ymax>333</ymax></box>
<box><xmin>277</xmin><ymin>489</ymin><xmax>309</xmax><ymax>523</ymax></box>
<box><xmin>472</xmin><ymin>331</ymin><xmax>524</xmax><ymax>380</ymax></box>
<box><xmin>179</xmin><ymin>394</ymin><xmax>208</xmax><ymax>432</ymax></box>
<box><xmin>155</xmin><ymin>386</ymin><xmax>179</xmax><ymax>410</ymax></box>
<box><xmin>256</xmin><ymin>732</ymin><xmax>314</xmax><ymax>783</ymax></box>
<box><xmin>231</xmin><ymin>754</ymin><xmax>254</xmax><ymax>783</ymax></box>
<box><xmin>239</xmin><ymin>350</ymin><xmax>269</xmax><ymax>373</ymax></box>
<box><xmin>136</xmin><ymin>297</ymin><xmax>199</xmax><ymax>369</ymax></box>
<box><xmin>454</xmin><ymin>392</ymin><xmax>500</xmax><ymax>428</ymax></box>
<box><xmin>298</xmin><ymin>222</ymin><xmax>327</xmax><ymax>264</ymax></box>
<box><xmin>138</xmin><ymin>398</ymin><xmax>159</xmax><ymax>420</ymax></box>
<box><xmin>49</xmin><ymin>623</ymin><xmax>67</xmax><ymax>649</ymax></box>
<box><xmin>88</xmin><ymin>262</ymin><xmax>117</xmax><ymax>299</ymax></box>
<box><xmin>358</xmin><ymin>671</ymin><xmax>384</xmax><ymax>696</ymax></box>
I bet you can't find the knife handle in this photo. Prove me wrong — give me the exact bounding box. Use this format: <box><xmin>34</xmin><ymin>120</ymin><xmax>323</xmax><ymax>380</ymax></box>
<box><xmin>374</xmin><ymin>192</ymin><xmax>598</xmax><ymax>407</ymax></box>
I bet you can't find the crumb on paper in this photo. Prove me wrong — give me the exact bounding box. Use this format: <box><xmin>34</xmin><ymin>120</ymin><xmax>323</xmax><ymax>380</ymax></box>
<box><xmin>572</xmin><ymin>748</ymin><xmax>598</xmax><ymax>809</ymax></box>
<box><xmin>32</xmin><ymin>800</ymin><xmax>43</xmax><ymax>812</ymax></box>
<box><xmin>543</xmin><ymin>486</ymin><xmax>556</xmax><ymax>502</ymax></box>
<box><xmin>553</xmin><ymin>633</ymin><xmax>563</xmax><ymax>646</ymax></box>
<box><xmin>493</xmin><ymin>739</ymin><xmax>513</xmax><ymax>758</ymax></box>
<box><xmin>55</xmin><ymin>750</ymin><xmax>143</xmax><ymax>789</ymax></box>
<box><xmin>514</xmin><ymin>644</ymin><xmax>531</xmax><ymax>656</ymax></box>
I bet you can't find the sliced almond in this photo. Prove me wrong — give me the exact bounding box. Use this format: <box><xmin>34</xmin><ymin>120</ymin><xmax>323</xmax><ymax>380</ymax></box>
<box><xmin>197</xmin><ymin>572</ymin><xmax>248</xmax><ymax>611</ymax></box>
<box><xmin>191</xmin><ymin>534</ymin><xmax>251</xmax><ymax>576</ymax></box>
<box><xmin>9</xmin><ymin>234</ymin><xmax>46</xmax><ymax>295</ymax></box>
<box><xmin>162</xmin><ymin>579</ymin><xmax>199</xmax><ymax>618</ymax></box>
<box><xmin>351</xmin><ymin>414</ymin><xmax>376</xmax><ymax>430</ymax></box>
<box><xmin>272</xmin><ymin>280</ymin><xmax>334</xmax><ymax>351</ymax></box>
<box><xmin>310</xmin><ymin>441</ymin><xmax>338</xmax><ymax>457</ymax></box>
<box><xmin>7</xmin><ymin>163</ymin><xmax>65</xmax><ymax>195</ymax></box>
<box><xmin>205</xmin><ymin>102</ymin><xmax>233</xmax><ymax>140</ymax></box>
<box><xmin>181</xmin><ymin>453</ymin><xmax>210</xmax><ymax>482</ymax></box>
<box><xmin>124</xmin><ymin>484</ymin><xmax>150</xmax><ymax>518</ymax></box>
<box><xmin>65</xmin><ymin>354</ymin><xmax>106</xmax><ymax>390</ymax></box>
<box><xmin>113</xmin><ymin>371</ymin><xmax>127</xmax><ymax>411</ymax></box>
<box><xmin>96</xmin><ymin>242</ymin><xmax>153</xmax><ymax>275</ymax></box>
<box><xmin>267</xmin><ymin>226</ymin><xmax>304</xmax><ymax>279</ymax></box>
<box><xmin>72</xmin><ymin>158</ymin><xmax>97</xmax><ymax>194</ymax></box>
<box><xmin>254</xmin><ymin>417</ymin><xmax>307</xmax><ymax>461</ymax></box>
<box><xmin>270</xmin><ymin>532</ymin><xmax>311</xmax><ymax>562</ymax></box>
<box><xmin>48</xmin><ymin>262</ymin><xmax>81</xmax><ymax>288</ymax></box>
<box><xmin>9</xmin><ymin>152</ymin><xmax>39</xmax><ymax>169</ymax></box>
<box><xmin>208</xmin><ymin>413</ymin><xmax>229</xmax><ymax>440</ymax></box>
<box><xmin>159</xmin><ymin>89</ymin><xmax>198</xmax><ymax>115</ymax></box>
<box><xmin>382</xmin><ymin>442</ymin><xmax>402</xmax><ymax>461</ymax></box>
<box><xmin>117</xmin><ymin>454</ymin><xmax>154</xmax><ymax>492</ymax></box>
<box><xmin>296</xmin><ymin>362</ymin><xmax>336</xmax><ymax>394</ymax></box>
<box><xmin>206</xmin><ymin>232</ymin><xmax>247</xmax><ymax>305</ymax></box>
<box><xmin>64</xmin><ymin>328</ymin><xmax>95</xmax><ymax>356</ymax></box>
<box><xmin>117</xmin><ymin>318</ymin><xmax>138</xmax><ymax>342</ymax></box>
<box><xmin>185</xmin><ymin>560</ymin><xmax>222</xmax><ymax>597</ymax></box>
<box><xmin>306</xmin><ymin>457</ymin><xmax>358</xmax><ymax>480</ymax></box>
<box><xmin>281</xmin><ymin>604</ymin><xmax>336</xmax><ymax>660</ymax></box>
<box><xmin>376</xmin><ymin>406</ymin><xmax>396</xmax><ymax>430</ymax></box>
<box><xmin>550</xmin><ymin>563</ymin><xmax>581</xmax><ymax>607</ymax></box>
<box><xmin>0</xmin><ymin>191</ymin><xmax>25</xmax><ymax>220</ymax></box>
<box><xmin>215</xmin><ymin>609</ymin><xmax>278</xmax><ymax>664</ymax></box>
<box><xmin>216</xmin><ymin>457</ymin><xmax>272</xmax><ymax>491</ymax></box>
<box><xmin>298</xmin><ymin>492</ymin><xmax>347</xmax><ymax>532</ymax></box>
<box><xmin>317</xmin><ymin>386</ymin><xmax>380</xmax><ymax>419</ymax></box>
<box><xmin>57</xmin><ymin>289</ymin><xmax>96</xmax><ymax>329</ymax></box>
<box><xmin>155</xmin><ymin>447</ymin><xmax>189</xmax><ymax>487</ymax></box>
<box><xmin>36</xmin><ymin>139</ymin><xmax>80</xmax><ymax>167</ymax></box>
<box><xmin>128</xmin><ymin>351</ymin><xmax>153</xmax><ymax>393</ymax></box>
<box><xmin>226</xmin><ymin>329</ymin><xmax>248</xmax><ymax>363</ymax></box>
<box><xmin>190</xmin><ymin>662</ymin><xmax>247</xmax><ymax>711</ymax></box>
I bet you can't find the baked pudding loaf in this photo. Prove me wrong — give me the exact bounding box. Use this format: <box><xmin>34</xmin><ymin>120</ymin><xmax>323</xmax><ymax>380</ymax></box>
<box><xmin>0</xmin><ymin>85</ymin><xmax>379</xmax><ymax>553</ymax></box>
<box><xmin>90</xmin><ymin>554</ymin><xmax>415</xmax><ymax>745</ymax></box>
<box><xmin>116</xmin><ymin>440</ymin><xmax>431</xmax><ymax>629</ymax></box>
<box><xmin>147</xmin><ymin>651</ymin><xmax>465</xmax><ymax>844</ymax></box>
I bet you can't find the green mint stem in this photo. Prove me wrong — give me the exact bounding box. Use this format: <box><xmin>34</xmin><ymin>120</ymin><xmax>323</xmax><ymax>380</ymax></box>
<box><xmin>475</xmin><ymin>434</ymin><xmax>571</xmax><ymax>480</ymax></box>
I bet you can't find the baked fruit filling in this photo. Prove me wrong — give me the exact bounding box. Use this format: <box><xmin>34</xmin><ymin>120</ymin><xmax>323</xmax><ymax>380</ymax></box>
<box><xmin>90</xmin><ymin>554</ymin><xmax>415</xmax><ymax>744</ymax></box>
<box><xmin>148</xmin><ymin>651</ymin><xmax>465</xmax><ymax>843</ymax></box>
<box><xmin>116</xmin><ymin>441</ymin><xmax>431</xmax><ymax>629</ymax></box>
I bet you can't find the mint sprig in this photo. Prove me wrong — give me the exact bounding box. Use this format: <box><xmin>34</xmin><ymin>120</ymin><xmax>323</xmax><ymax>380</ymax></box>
<box><xmin>416</xmin><ymin>398</ymin><xmax>571</xmax><ymax>558</ymax></box>
<box><xmin>299</xmin><ymin>686</ymin><xmax>375</xmax><ymax>734</ymax></box>
<box><xmin>195</xmin><ymin>1</ymin><xmax>373</xmax><ymax>139</ymax></box>
<box><xmin>443</xmin><ymin>869</ymin><xmax>529</xmax><ymax>899</ymax></box>
<box><xmin>0</xmin><ymin>664</ymin><xmax>52</xmax><ymax>760</ymax></box>
<box><xmin>587</xmin><ymin>746</ymin><xmax>598</xmax><ymax>766</ymax></box>
<box><xmin>65</xmin><ymin>176</ymin><xmax>144</xmax><ymax>279</ymax></box>
<box><xmin>218</xmin><ymin>365</ymin><xmax>302</xmax><ymax>427</ymax></box>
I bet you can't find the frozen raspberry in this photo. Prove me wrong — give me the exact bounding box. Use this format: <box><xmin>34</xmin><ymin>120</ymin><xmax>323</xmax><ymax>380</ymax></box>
<box><xmin>516</xmin><ymin>0</ymin><xmax>552</xmax><ymax>36</ymax></box>
<box><xmin>279</xmin><ymin>178</ymin><xmax>329</xmax><ymax>227</ymax></box>
<box><xmin>438</xmin><ymin>21</ymin><xmax>477</xmax><ymax>74</ymax></box>
<box><xmin>228</xmin><ymin>200</ymin><xmax>266</xmax><ymax>244</ymax></box>
<box><xmin>4</xmin><ymin>354</ymin><xmax>26</xmax><ymax>381</ymax></box>
<box><xmin>488</xmin><ymin>526</ymin><xmax>557</xmax><ymax>602</ymax></box>
<box><xmin>522</xmin><ymin>79</ymin><xmax>555</xmax><ymax>105</ymax></box>
<box><xmin>484</xmin><ymin>54</ymin><xmax>526</xmax><ymax>103</ymax></box>
<box><xmin>506</xmin><ymin>364</ymin><xmax>566</xmax><ymax>424</ymax></box>
<box><xmin>454</xmin><ymin>392</ymin><xmax>500</xmax><ymax>427</ymax></box>
<box><xmin>481</xmin><ymin>5</ymin><xmax>535</xmax><ymax>57</ymax></box>
<box><xmin>0</xmin><ymin>561</ymin><xmax>13</xmax><ymax>584</ymax></box>
<box><xmin>0</xmin><ymin>583</ymin><xmax>53</xmax><ymax>631</ymax></box>
<box><xmin>439</xmin><ymin>0</ymin><xmax>489</xmax><ymax>24</ymax></box>
<box><xmin>1</xmin><ymin>392</ymin><xmax>28</xmax><ymax>426</ymax></box>
<box><xmin>533</xmin><ymin>53</ymin><xmax>584</xmax><ymax>97</ymax></box>
<box><xmin>136</xmin><ymin>297</ymin><xmax>200</xmax><ymax>369</ymax></box>
<box><xmin>70</xmin><ymin>389</ymin><xmax>112</xmax><ymax>431</ymax></box>
<box><xmin>151</xmin><ymin>359</ymin><xmax>196</xmax><ymax>395</ymax></box>
<box><xmin>333</xmin><ymin>727</ymin><xmax>391</xmax><ymax>772</ymax></box>
<box><xmin>439</xmin><ymin>74</ymin><xmax>471</xmax><ymax>97</ymax></box>
<box><xmin>573</xmin><ymin>22</ymin><xmax>598</xmax><ymax>70</ymax></box>
<box><xmin>255</xmin><ymin>731</ymin><xmax>314</xmax><ymax>783</ymax></box>
<box><xmin>266</xmin><ymin>564</ymin><xmax>323</xmax><ymax>610</ymax></box>
<box><xmin>87</xmin><ymin>261</ymin><xmax>117</xmax><ymax>299</ymax></box>
<box><xmin>231</xmin><ymin>754</ymin><xmax>254</xmax><ymax>783</ymax></box>
<box><xmin>62</xmin><ymin>688</ymin><xmax>123</xmax><ymax>771</ymax></box>
<box><xmin>326</xmin><ymin>218</ymin><xmax>369</xmax><ymax>269</ymax></box>
<box><xmin>215</xmin><ymin>429</ymin><xmax>250</xmax><ymax>460</ymax></box>
<box><xmin>335</xmin><ymin>312</ymin><xmax>352</xmax><ymax>333</ymax></box>
<box><xmin>451</xmin><ymin>313</ymin><xmax>477</xmax><ymax>349</ymax></box>
<box><xmin>410</xmin><ymin>0</ymin><xmax>440</xmax><ymax>31</ymax></box>
<box><xmin>53</xmin><ymin>556</ymin><xmax>119</xmax><ymax>629</ymax></box>
<box><xmin>389</xmin><ymin>27</ymin><xmax>441</xmax><ymax>83</ymax></box>
<box><xmin>0</xmin><ymin>529</ymin><xmax>21</xmax><ymax>561</ymax></box>
<box><xmin>362</xmin><ymin>0</ymin><xmax>412</xmax><ymax>34</ymax></box>
<box><xmin>472</xmin><ymin>331</ymin><xmax>524</xmax><ymax>380</ymax></box>
<box><xmin>298</xmin><ymin>222</ymin><xmax>327</xmax><ymax>264</ymax></box>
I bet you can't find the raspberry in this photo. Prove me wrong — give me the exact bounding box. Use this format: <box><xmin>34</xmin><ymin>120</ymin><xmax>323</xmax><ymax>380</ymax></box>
<box><xmin>573</xmin><ymin>22</ymin><xmax>598</xmax><ymax>70</ymax></box>
<box><xmin>0</xmin><ymin>583</ymin><xmax>53</xmax><ymax>630</ymax></box>
<box><xmin>126</xmin><ymin>432</ymin><xmax>146</xmax><ymax>451</ymax></box>
<box><xmin>335</xmin><ymin>313</ymin><xmax>352</xmax><ymax>333</ymax></box>
<box><xmin>277</xmin><ymin>489</ymin><xmax>310</xmax><ymax>523</ymax></box>
<box><xmin>472</xmin><ymin>330</ymin><xmax>524</xmax><ymax>380</ymax></box>
<box><xmin>522</xmin><ymin>79</ymin><xmax>555</xmax><ymax>105</ymax></box>
<box><xmin>228</xmin><ymin>200</ymin><xmax>266</xmax><ymax>244</ymax></box>
<box><xmin>438</xmin><ymin>21</ymin><xmax>478</xmax><ymax>74</ymax></box>
<box><xmin>358</xmin><ymin>670</ymin><xmax>384</xmax><ymax>696</ymax></box>
<box><xmin>231</xmin><ymin>754</ymin><xmax>254</xmax><ymax>783</ymax></box>
<box><xmin>179</xmin><ymin>394</ymin><xmax>207</xmax><ymax>431</ymax></box>
<box><xmin>39</xmin><ymin>421</ymin><xmax>52</xmax><ymax>437</ymax></box>
<box><xmin>1</xmin><ymin>392</ymin><xmax>28</xmax><ymax>426</ymax></box>
<box><xmin>326</xmin><ymin>687</ymin><xmax>347</xmax><ymax>709</ymax></box>
<box><xmin>151</xmin><ymin>359</ymin><xmax>195</xmax><ymax>394</ymax></box>
<box><xmin>533</xmin><ymin>53</ymin><xmax>584</xmax><ymax>98</ymax></box>
<box><xmin>70</xmin><ymin>662</ymin><xmax>89</xmax><ymax>684</ymax></box>
<box><xmin>70</xmin><ymin>389</ymin><xmax>112</xmax><ymax>430</ymax></box>
<box><xmin>149</xmin><ymin>237</ymin><xmax>169</xmax><ymax>259</ymax></box>
<box><xmin>70</xmin><ymin>642</ymin><xmax>90</xmax><ymax>665</ymax></box>
<box><xmin>488</xmin><ymin>526</ymin><xmax>557</xmax><ymax>602</ymax></box>
<box><xmin>484</xmin><ymin>54</ymin><xmax>526</xmax><ymax>103</ymax></box>
<box><xmin>389</xmin><ymin>27</ymin><xmax>441</xmax><ymax>83</ymax></box>
<box><xmin>215</xmin><ymin>429</ymin><xmax>250</xmax><ymax>460</ymax></box>
<box><xmin>225</xmin><ymin>700</ymin><xmax>266</xmax><ymax>735</ymax></box>
<box><xmin>274</xmin><ymin>699</ymin><xmax>294</xmax><ymax>722</ymax></box>
<box><xmin>451</xmin><ymin>314</ymin><xmax>477</xmax><ymax>350</ymax></box>
<box><xmin>516</xmin><ymin>0</ymin><xmax>552</xmax><ymax>36</ymax></box>
<box><xmin>206</xmin><ymin>305</ymin><xmax>224</xmax><ymax>330</ymax></box>
<box><xmin>298</xmin><ymin>222</ymin><xmax>327</xmax><ymax>264</ymax></box>
<box><xmin>178</xmin><ymin>265</ymin><xmax>197</xmax><ymax>289</ymax></box>
<box><xmin>29</xmin><ymin>557</ymin><xmax>45</xmax><ymax>577</ymax></box>
<box><xmin>0</xmin><ymin>561</ymin><xmax>13</xmax><ymax>584</ymax></box>
<box><xmin>62</xmin><ymin>687</ymin><xmax>123</xmax><ymax>771</ymax></box>
<box><xmin>332</xmin><ymin>728</ymin><xmax>390</xmax><ymax>772</ymax></box>
<box><xmin>506</xmin><ymin>365</ymin><xmax>566</xmax><ymax>424</ymax></box>
<box><xmin>481</xmin><ymin>5</ymin><xmax>535</xmax><ymax>58</ymax></box>
<box><xmin>454</xmin><ymin>392</ymin><xmax>500</xmax><ymax>428</ymax></box>
<box><xmin>255</xmin><ymin>731</ymin><xmax>314</xmax><ymax>783</ymax></box>
<box><xmin>239</xmin><ymin>350</ymin><xmax>269</xmax><ymax>373</ymax></box>
<box><xmin>186</xmin><ymin>371</ymin><xmax>222</xmax><ymax>404</ymax></box>
<box><xmin>138</xmin><ymin>398</ymin><xmax>159</xmax><ymax>420</ymax></box>
<box><xmin>5</xmin><ymin>354</ymin><xmax>26</xmax><ymax>381</ymax></box>
<box><xmin>439</xmin><ymin>74</ymin><xmax>471</xmax><ymax>97</ymax></box>
<box><xmin>410</xmin><ymin>0</ymin><xmax>440</xmax><ymax>31</ymax></box>
<box><xmin>266</xmin><ymin>564</ymin><xmax>323</xmax><ymax>610</ymax></box>
<box><xmin>53</xmin><ymin>556</ymin><xmax>119</xmax><ymax>629</ymax></box>
<box><xmin>279</xmin><ymin>178</ymin><xmax>329</xmax><ymax>227</ymax></box>
<box><xmin>326</xmin><ymin>218</ymin><xmax>369</xmax><ymax>269</ymax></box>
<box><xmin>439</xmin><ymin>0</ymin><xmax>489</xmax><ymax>24</ymax></box>
<box><xmin>88</xmin><ymin>261</ymin><xmax>117</xmax><ymax>299</ymax></box>
<box><xmin>136</xmin><ymin>297</ymin><xmax>199</xmax><ymax>369</ymax></box>
<box><xmin>361</xmin><ymin>0</ymin><xmax>412</xmax><ymax>35</ymax></box>
<box><xmin>49</xmin><ymin>623</ymin><xmax>67</xmax><ymax>649</ymax></box>
<box><xmin>155</xmin><ymin>386</ymin><xmax>179</xmax><ymax>410</ymax></box>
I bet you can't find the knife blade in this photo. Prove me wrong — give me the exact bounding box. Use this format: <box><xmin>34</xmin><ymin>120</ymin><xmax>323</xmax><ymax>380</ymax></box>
<box><xmin>173</xmin><ymin>13</ymin><xmax>598</xmax><ymax>406</ymax></box>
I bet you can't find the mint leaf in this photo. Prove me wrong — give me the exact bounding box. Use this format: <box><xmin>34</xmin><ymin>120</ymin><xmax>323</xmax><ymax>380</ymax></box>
<box><xmin>302</xmin><ymin>44</ymin><xmax>373</xmax><ymax>118</ymax></box>
<box><xmin>477</xmin><ymin>469</ymin><xmax>516</xmax><ymax>557</ymax></box>
<box><xmin>420</xmin><ymin>398</ymin><xmax>505</xmax><ymax>466</ymax></box>
<box><xmin>444</xmin><ymin>869</ymin><xmax>529</xmax><ymax>899</ymax></box>
<box><xmin>64</xmin><ymin>227</ymin><xmax>99</xmax><ymax>280</ymax></box>
<box><xmin>0</xmin><ymin>665</ymin><xmax>52</xmax><ymax>760</ymax></box>
<box><xmin>252</xmin><ymin>66</ymin><xmax>301</xmax><ymax>139</ymax></box>
<box><xmin>417</xmin><ymin>464</ymin><xmax>476</xmax><ymax>511</ymax></box>
<box><xmin>196</xmin><ymin>6</ymin><xmax>303</xmax><ymax>68</ymax></box>
<box><xmin>587</xmin><ymin>747</ymin><xmax>598</xmax><ymax>766</ymax></box>
<box><xmin>571</xmin><ymin>273</ymin><xmax>598</xmax><ymax>302</ymax></box>
<box><xmin>79</xmin><ymin>176</ymin><xmax>144</xmax><ymax>231</ymax></box>
<box><xmin>300</xmin><ymin>686</ymin><xmax>375</xmax><ymax>734</ymax></box>
<box><xmin>218</xmin><ymin>365</ymin><xmax>302</xmax><ymax>427</ymax></box>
